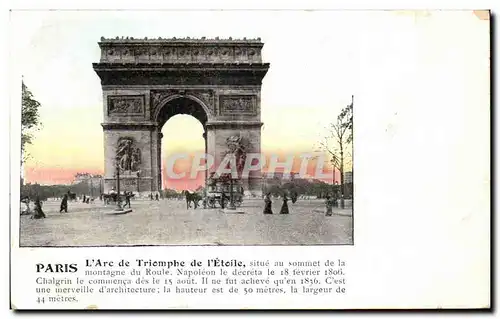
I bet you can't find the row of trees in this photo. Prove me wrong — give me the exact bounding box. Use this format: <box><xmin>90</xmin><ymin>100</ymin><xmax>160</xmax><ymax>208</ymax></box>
<box><xmin>21</xmin><ymin>182</ymin><xmax>92</xmax><ymax>201</ymax></box>
<box><xmin>262</xmin><ymin>178</ymin><xmax>353</xmax><ymax>199</ymax></box>
<box><xmin>319</xmin><ymin>96</ymin><xmax>353</xmax><ymax>208</ymax></box>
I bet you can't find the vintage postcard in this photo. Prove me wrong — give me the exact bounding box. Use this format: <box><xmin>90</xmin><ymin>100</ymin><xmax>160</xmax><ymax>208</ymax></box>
<box><xmin>9</xmin><ymin>9</ymin><xmax>490</xmax><ymax>310</ymax></box>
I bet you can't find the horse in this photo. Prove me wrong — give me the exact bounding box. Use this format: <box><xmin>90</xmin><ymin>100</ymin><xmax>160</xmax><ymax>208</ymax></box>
<box><xmin>182</xmin><ymin>190</ymin><xmax>203</xmax><ymax>209</ymax></box>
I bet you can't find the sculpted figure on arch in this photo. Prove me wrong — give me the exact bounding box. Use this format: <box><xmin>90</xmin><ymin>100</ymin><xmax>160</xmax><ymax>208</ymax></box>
<box><xmin>224</xmin><ymin>135</ymin><xmax>247</xmax><ymax>178</ymax></box>
<box><xmin>116</xmin><ymin>137</ymin><xmax>141</xmax><ymax>172</ymax></box>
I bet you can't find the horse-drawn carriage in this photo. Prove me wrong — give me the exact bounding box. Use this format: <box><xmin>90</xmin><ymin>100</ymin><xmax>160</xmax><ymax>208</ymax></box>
<box><xmin>205</xmin><ymin>177</ymin><xmax>244</xmax><ymax>209</ymax></box>
<box><xmin>102</xmin><ymin>192</ymin><xmax>135</xmax><ymax>205</ymax></box>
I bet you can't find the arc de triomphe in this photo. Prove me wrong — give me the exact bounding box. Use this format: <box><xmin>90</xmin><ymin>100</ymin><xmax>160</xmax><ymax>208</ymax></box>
<box><xmin>93</xmin><ymin>37</ymin><xmax>270</xmax><ymax>195</ymax></box>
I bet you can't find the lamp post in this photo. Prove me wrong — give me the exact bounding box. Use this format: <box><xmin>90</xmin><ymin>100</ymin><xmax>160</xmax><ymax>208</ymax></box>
<box><xmin>115</xmin><ymin>160</ymin><xmax>123</xmax><ymax>211</ymax></box>
<box><xmin>90</xmin><ymin>176</ymin><xmax>94</xmax><ymax>198</ymax></box>
<box><xmin>228</xmin><ymin>178</ymin><xmax>236</xmax><ymax>210</ymax></box>
<box><xmin>136</xmin><ymin>171</ymin><xmax>141</xmax><ymax>195</ymax></box>
<box><xmin>99</xmin><ymin>176</ymin><xmax>102</xmax><ymax>196</ymax></box>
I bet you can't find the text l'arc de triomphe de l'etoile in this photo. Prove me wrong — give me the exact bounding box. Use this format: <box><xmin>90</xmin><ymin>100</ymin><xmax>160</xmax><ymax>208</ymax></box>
<box><xmin>92</xmin><ymin>37</ymin><xmax>270</xmax><ymax>195</ymax></box>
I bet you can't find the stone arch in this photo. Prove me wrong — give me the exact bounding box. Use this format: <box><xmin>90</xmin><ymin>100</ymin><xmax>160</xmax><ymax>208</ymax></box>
<box><xmin>94</xmin><ymin>37</ymin><xmax>269</xmax><ymax>195</ymax></box>
<box><xmin>154</xmin><ymin>93</ymin><xmax>213</xmax><ymax>126</ymax></box>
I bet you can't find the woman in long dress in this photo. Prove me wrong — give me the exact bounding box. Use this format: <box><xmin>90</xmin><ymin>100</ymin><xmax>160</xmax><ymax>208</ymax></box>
<box><xmin>33</xmin><ymin>196</ymin><xmax>46</xmax><ymax>219</ymax></box>
<box><xmin>279</xmin><ymin>193</ymin><xmax>289</xmax><ymax>214</ymax></box>
<box><xmin>263</xmin><ymin>193</ymin><xmax>273</xmax><ymax>214</ymax></box>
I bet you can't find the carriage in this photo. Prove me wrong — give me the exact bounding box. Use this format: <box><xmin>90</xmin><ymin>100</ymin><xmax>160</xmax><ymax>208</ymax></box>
<box><xmin>102</xmin><ymin>192</ymin><xmax>135</xmax><ymax>205</ymax></box>
<box><xmin>205</xmin><ymin>177</ymin><xmax>244</xmax><ymax>208</ymax></box>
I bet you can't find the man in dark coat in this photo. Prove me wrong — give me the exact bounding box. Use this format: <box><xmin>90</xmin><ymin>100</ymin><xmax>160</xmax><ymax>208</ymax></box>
<box><xmin>220</xmin><ymin>191</ymin><xmax>226</xmax><ymax>209</ymax></box>
<box><xmin>32</xmin><ymin>196</ymin><xmax>46</xmax><ymax>219</ymax></box>
<box><xmin>60</xmin><ymin>194</ymin><xmax>68</xmax><ymax>213</ymax></box>
<box><xmin>263</xmin><ymin>193</ymin><xmax>273</xmax><ymax>214</ymax></box>
<box><xmin>125</xmin><ymin>192</ymin><xmax>131</xmax><ymax>208</ymax></box>
<box><xmin>279</xmin><ymin>193</ymin><xmax>289</xmax><ymax>214</ymax></box>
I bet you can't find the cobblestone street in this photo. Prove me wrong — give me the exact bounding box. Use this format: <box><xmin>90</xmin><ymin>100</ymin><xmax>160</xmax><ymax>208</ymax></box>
<box><xmin>19</xmin><ymin>198</ymin><xmax>353</xmax><ymax>246</ymax></box>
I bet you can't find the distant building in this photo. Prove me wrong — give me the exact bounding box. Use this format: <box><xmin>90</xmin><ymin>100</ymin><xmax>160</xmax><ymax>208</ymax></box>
<box><xmin>72</xmin><ymin>173</ymin><xmax>103</xmax><ymax>187</ymax></box>
<box><xmin>343</xmin><ymin>171</ymin><xmax>353</xmax><ymax>184</ymax></box>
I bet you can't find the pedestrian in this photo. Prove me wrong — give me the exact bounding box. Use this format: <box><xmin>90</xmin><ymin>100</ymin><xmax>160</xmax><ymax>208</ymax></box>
<box><xmin>279</xmin><ymin>193</ymin><xmax>289</xmax><ymax>214</ymax></box>
<box><xmin>325</xmin><ymin>195</ymin><xmax>334</xmax><ymax>216</ymax></box>
<box><xmin>82</xmin><ymin>194</ymin><xmax>86</xmax><ymax>203</ymax></box>
<box><xmin>32</xmin><ymin>196</ymin><xmax>46</xmax><ymax>219</ymax></box>
<box><xmin>60</xmin><ymin>194</ymin><xmax>68</xmax><ymax>213</ymax></box>
<box><xmin>125</xmin><ymin>192</ymin><xmax>131</xmax><ymax>208</ymax></box>
<box><xmin>220</xmin><ymin>192</ymin><xmax>226</xmax><ymax>209</ymax></box>
<box><xmin>263</xmin><ymin>193</ymin><xmax>273</xmax><ymax>214</ymax></box>
<box><xmin>291</xmin><ymin>190</ymin><xmax>299</xmax><ymax>204</ymax></box>
<box><xmin>155</xmin><ymin>193</ymin><xmax>159</xmax><ymax>201</ymax></box>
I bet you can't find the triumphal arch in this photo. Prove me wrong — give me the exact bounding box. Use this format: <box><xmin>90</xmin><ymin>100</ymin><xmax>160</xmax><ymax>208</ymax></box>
<box><xmin>93</xmin><ymin>37</ymin><xmax>269</xmax><ymax>195</ymax></box>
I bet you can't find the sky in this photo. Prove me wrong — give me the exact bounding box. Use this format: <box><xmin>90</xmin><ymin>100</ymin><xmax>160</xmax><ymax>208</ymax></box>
<box><xmin>10</xmin><ymin>10</ymin><xmax>488</xmax><ymax>188</ymax></box>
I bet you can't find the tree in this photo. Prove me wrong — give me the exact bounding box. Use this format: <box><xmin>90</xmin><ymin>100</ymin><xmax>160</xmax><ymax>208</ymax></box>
<box><xmin>21</xmin><ymin>80</ymin><xmax>42</xmax><ymax>164</ymax></box>
<box><xmin>338</xmin><ymin>95</ymin><xmax>354</xmax><ymax>143</ymax></box>
<box><xmin>320</xmin><ymin>96</ymin><xmax>353</xmax><ymax>208</ymax></box>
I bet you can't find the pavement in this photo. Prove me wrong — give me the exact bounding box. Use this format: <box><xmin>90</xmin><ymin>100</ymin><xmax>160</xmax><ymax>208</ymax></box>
<box><xmin>18</xmin><ymin>198</ymin><xmax>353</xmax><ymax>247</ymax></box>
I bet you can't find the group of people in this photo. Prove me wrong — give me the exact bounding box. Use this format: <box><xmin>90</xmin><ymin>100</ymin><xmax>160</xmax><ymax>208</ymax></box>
<box><xmin>263</xmin><ymin>192</ymin><xmax>297</xmax><ymax>215</ymax></box>
<box><xmin>30</xmin><ymin>191</ymin><xmax>97</xmax><ymax>218</ymax></box>
<box><xmin>81</xmin><ymin>195</ymin><xmax>94</xmax><ymax>204</ymax></box>
<box><xmin>263</xmin><ymin>192</ymin><xmax>338</xmax><ymax>216</ymax></box>
<box><xmin>149</xmin><ymin>193</ymin><xmax>160</xmax><ymax>201</ymax></box>
<box><xmin>29</xmin><ymin>191</ymin><xmax>70</xmax><ymax>219</ymax></box>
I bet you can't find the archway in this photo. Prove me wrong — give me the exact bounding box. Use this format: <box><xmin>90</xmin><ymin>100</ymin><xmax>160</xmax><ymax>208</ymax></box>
<box><xmin>157</xmin><ymin>97</ymin><xmax>208</xmax><ymax>192</ymax></box>
<box><xmin>94</xmin><ymin>37</ymin><xmax>269</xmax><ymax>196</ymax></box>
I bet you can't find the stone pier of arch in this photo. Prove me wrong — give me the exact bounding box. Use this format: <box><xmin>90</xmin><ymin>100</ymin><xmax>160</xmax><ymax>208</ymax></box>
<box><xmin>93</xmin><ymin>37</ymin><xmax>270</xmax><ymax>196</ymax></box>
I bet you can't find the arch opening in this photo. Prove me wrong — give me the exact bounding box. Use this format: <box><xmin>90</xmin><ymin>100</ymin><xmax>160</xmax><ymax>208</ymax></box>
<box><xmin>156</xmin><ymin>96</ymin><xmax>208</xmax><ymax>129</ymax></box>
<box><xmin>156</xmin><ymin>97</ymin><xmax>209</xmax><ymax>193</ymax></box>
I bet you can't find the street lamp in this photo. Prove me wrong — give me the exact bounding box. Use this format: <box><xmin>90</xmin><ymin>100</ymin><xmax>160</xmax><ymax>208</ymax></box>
<box><xmin>90</xmin><ymin>175</ymin><xmax>94</xmax><ymax>198</ymax></box>
<box><xmin>227</xmin><ymin>178</ymin><xmax>236</xmax><ymax>210</ymax></box>
<box><xmin>136</xmin><ymin>171</ymin><xmax>141</xmax><ymax>195</ymax></box>
<box><xmin>115</xmin><ymin>160</ymin><xmax>123</xmax><ymax>211</ymax></box>
<box><xmin>99</xmin><ymin>175</ymin><xmax>103</xmax><ymax>196</ymax></box>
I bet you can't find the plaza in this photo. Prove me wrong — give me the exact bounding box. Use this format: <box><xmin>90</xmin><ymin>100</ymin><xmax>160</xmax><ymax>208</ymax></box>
<box><xmin>19</xmin><ymin>198</ymin><xmax>352</xmax><ymax>246</ymax></box>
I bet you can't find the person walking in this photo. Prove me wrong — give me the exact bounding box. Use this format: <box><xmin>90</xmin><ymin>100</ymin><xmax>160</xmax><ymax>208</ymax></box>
<box><xmin>60</xmin><ymin>194</ymin><xmax>68</xmax><ymax>213</ymax></box>
<box><xmin>263</xmin><ymin>193</ymin><xmax>273</xmax><ymax>214</ymax></box>
<box><xmin>279</xmin><ymin>193</ymin><xmax>289</xmax><ymax>214</ymax></box>
<box><xmin>220</xmin><ymin>191</ymin><xmax>227</xmax><ymax>209</ymax></box>
<box><xmin>325</xmin><ymin>195</ymin><xmax>334</xmax><ymax>216</ymax></box>
<box><xmin>125</xmin><ymin>192</ymin><xmax>131</xmax><ymax>208</ymax></box>
<box><xmin>291</xmin><ymin>190</ymin><xmax>298</xmax><ymax>204</ymax></box>
<box><xmin>32</xmin><ymin>196</ymin><xmax>46</xmax><ymax>219</ymax></box>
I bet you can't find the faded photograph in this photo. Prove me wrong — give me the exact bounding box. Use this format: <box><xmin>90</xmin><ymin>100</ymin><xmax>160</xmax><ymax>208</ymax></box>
<box><xmin>16</xmin><ymin>10</ymin><xmax>355</xmax><ymax>246</ymax></box>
